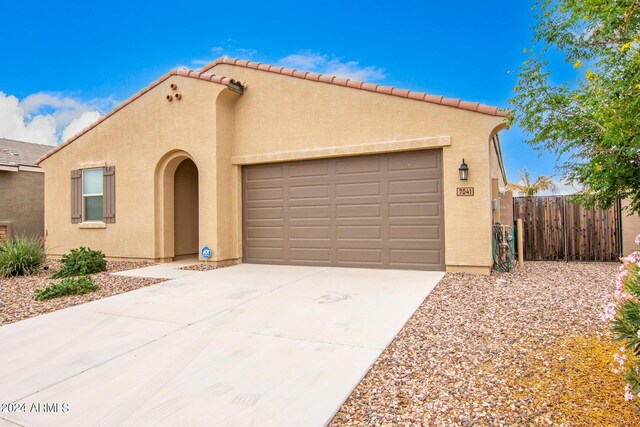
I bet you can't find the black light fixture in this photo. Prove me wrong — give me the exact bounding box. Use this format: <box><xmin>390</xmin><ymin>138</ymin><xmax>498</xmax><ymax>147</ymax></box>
<box><xmin>459</xmin><ymin>159</ymin><xmax>469</xmax><ymax>180</ymax></box>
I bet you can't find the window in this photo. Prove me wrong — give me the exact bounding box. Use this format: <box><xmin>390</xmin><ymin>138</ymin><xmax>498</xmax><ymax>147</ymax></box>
<box><xmin>82</xmin><ymin>168</ymin><xmax>103</xmax><ymax>221</ymax></box>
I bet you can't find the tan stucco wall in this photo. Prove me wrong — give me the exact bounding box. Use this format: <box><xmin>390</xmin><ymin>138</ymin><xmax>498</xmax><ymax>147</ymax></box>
<box><xmin>0</xmin><ymin>170</ymin><xmax>45</xmax><ymax>237</ymax></box>
<box><xmin>41</xmin><ymin>76</ymin><xmax>235</xmax><ymax>259</ymax></box>
<box><xmin>211</xmin><ymin>64</ymin><xmax>505</xmax><ymax>271</ymax></box>
<box><xmin>41</xmin><ymin>64</ymin><xmax>507</xmax><ymax>273</ymax></box>
<box><xmin>173</xmin><ymin>158</ymin><xmax>199</xmax><ymax>256</ymax></box>
<box><xmin>622</xmin><ymin>200</ymin><xmax>640</xmax><ymax>255</ymax></box>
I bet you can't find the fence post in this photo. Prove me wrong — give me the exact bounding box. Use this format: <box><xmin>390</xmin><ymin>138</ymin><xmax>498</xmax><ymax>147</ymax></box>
<box><xmin>563</xmin><ymin>196</ymin><xmax>568</xmax><ymax>262</ymax></box>
<box><xmin>517</xmin><ymin>218</ymin><xmax>524</xmax><ymax>268</ymax></box>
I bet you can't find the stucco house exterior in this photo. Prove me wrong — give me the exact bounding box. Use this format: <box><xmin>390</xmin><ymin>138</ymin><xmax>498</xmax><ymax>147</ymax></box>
<box><xmin>38</xmin><ymin>57</ymin><xmax>509</xmax><ymax>274</ymax></box>
<box><xmin>0</xmin><ymin>138</ymin><xmax>52</xmax><ymax>242</ymax></box>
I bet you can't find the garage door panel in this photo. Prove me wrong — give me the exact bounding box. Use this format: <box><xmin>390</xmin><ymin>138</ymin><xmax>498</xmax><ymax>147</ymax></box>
<box><xmin>390</xmin><ymin>225</ymin><xmax>440</xmax><ymax>240</ymax></box>
<box><xmin>243</xmin><ymin>150</ymin><xmax>444</xmax><ymax>270</ymax></box>
<box><xmin>389</xmin><ymin>201</ymin><xmax>439</xmax><ymax>218</ymax></box>
<box><xmin>336</xmin><ymin>182</ymin><xmax>381</xmax><ymax>197</ymax></box>
<box><xmin>246</xmin><ymin>207</ymin><xmax>284</xmax><ymax>220</ymax></box>
<box><xmin>336</xmin><ymin>248</ymin><xmax>383</xmax><ymax>264</ymax></box>
<box><xmin>246</xmin><ymin>246</ymin><xmax>285</xmax><ymax>261</ymax></box>
<box><xmin>245</xmin><ymin>166</ymin><xmax>284</xmax><ymax>181</ymax></box>
<box><xmin>289</xmin><ymin>162</ymin><xmax>329</xmax><ymax>178</ymax></box>
<box><xmin>335</xmin><ymin>156</ymin><xmax>382</xmax><ymax>175</ymax></box>
<box><xmin>336</xmin><ymin>225</ymin><xmax>382</xmax><ymax>240</ymax></box>
<box><xmin>389</xmin><ymin>179</ymin><xmax>439</xmax><ymax>196</ymax></box>
<box><xmin>336</xmin><ymin>204</ymin><xmax>382</xmax><ymax>219</ymax></box>
<box><xmin>289</xmin><ymin>247</ymin><xmax>331</xmax><ymax>262</ymax></box>
<box><xmin>289</xmin><ymin>225</ymin><xmax>331</xmax><ymax>239</ymax></box>
<box><xmin>289</xmin><ymin>184</ymin><xmax>329</xmax><ymax>199</ymax></box>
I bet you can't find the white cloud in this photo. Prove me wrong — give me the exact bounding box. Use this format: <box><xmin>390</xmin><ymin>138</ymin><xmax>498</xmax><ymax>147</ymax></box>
<box><xmin>279</xmin><ymin>50</ymin><xmax>386</xmax><ymax>82</ymax></box>
<box><xmin>61</xmin><ymin>111</ymin><xmax>102</xmax><ymax>141</ymax></box>
<box><xmin>0</xmin><ymin>91</ymin><xmax>110</xmax><ymax>146</ymax></box>
<box><xmin>192</xmin><ymin>45</ymin><xmax>386</xmax><ymax>82</ymax></box>
<box><xmin>192</xmin><ymin>43</ymin><xmax>258</xmax><ymax>66</ymax></box>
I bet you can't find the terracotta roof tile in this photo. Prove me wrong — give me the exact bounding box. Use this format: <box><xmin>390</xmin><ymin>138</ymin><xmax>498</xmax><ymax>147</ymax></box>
<box><xmin>318</xmin><ymin>74</ymin><xmax>335</xmax><ymax>84</ymax></box>
<box><xmin>306</xmin><ymin>72</ymin><xmax>321</xmax><ymax>81</ymax></box>
<box><xmin>332</xmin><ymin>77</ymin><xmax>349</xmax><ymax>87</ymax></box>
<box><xmin>376</xmin><ymin>85</ymin><xmax>394</xmax><ymax>95</ymax></box>
<box><xmin>201</xmin><ymin>57</ymin><xmax>508</xmax><ymax>117</ymax></box>
<box><xmin>408</xmin><ymin>91</ymin><xmax>426</xmax><ymax>101</ymax></box>
<box><xmin>392</xmin><ymin>88</ymin><xmax>410</xmax><ymax>97</ymax></box>
<box><xmin>360</xmin><ymin>82</ymin><xmax>379</xmax><ymax>92</ymax></box>
<box><xmin>37</xmin><ymin>68</ymin><xmax>244</xmax><ymax>164</ymax></box>
<box><xmin>293</xmin><ymin>70</ymin><xmax>309</xmax><ymax>79</ymax></box>
<box><xmin>441</xmin><ymin>98</ymin><xmax>461</xmax><ymax>107</ymax></box>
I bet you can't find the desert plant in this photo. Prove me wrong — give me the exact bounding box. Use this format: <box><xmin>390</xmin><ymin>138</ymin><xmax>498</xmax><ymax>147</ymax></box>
<box><xmin>0</xmin><ymin>236</ymin><xmax>46</xmax><ymax>277</ymax></box>
<box><xmin>50</xmin><ymin>246</ymin><xmax>107</xmax><ymax>279</ymax></box>
<box><xmin>603</xmin><ymin>234</ymin><xmax>640</xmax><ymax>404</ymax></box>
<box><xmin>34</xmin><ymin>275</ymin><xmax>98</xmax><ymax>300</ymax></box>
<box><xmin>508</xmin><ymin>168</ymin><xmax>557</xmax><ymax>197</ymax></box>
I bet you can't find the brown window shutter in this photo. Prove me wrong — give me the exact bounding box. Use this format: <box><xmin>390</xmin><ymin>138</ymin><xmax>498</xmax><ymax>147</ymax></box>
<box><xmin>103</xmin><ymin>166</ymin><xmax>116</xmax><ymax>223</ymax></box>
<box><xmin>71</xmin><ymin>169</ymin><xmax>82</xmax><ymax>223</ymax></box>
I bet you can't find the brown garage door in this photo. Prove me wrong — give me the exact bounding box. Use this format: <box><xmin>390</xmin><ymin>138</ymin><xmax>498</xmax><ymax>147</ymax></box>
<box><xmin>242</xmin><ymin>150</ymin><xmax>445</xmax><ymax>270</ymax></box>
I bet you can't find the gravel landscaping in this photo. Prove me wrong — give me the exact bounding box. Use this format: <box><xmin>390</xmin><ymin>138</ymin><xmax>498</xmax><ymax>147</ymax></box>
<box><xmin>0</xmin><ymin>260</ymin><xmax>164</xmax><ymax>326</ymax></box>
<box><xmin>179</xmin><ymin>263</ymin><xmax>228</xmax><ymax>271</ymax></box>
<box><xmin>331</xmin><ymin>261</ymin><xmax>638</xmax><ymax>426</ymax></box>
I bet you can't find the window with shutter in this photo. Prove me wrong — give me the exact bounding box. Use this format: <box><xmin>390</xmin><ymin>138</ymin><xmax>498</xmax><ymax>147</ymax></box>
<box><xmin>103</xmin><ymin>166</ymin><xmax>116</xmax><ymax>223</ymax></box>
<box><xmin>71</xmin><ymin>170</ymin><xmax>82</xmax><ymax>223</ymax></box>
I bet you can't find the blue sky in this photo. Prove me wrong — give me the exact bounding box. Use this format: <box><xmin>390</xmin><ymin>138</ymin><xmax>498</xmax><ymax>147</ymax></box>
<box><xmin>0</xmin><ymin>0</ymin><xmax>578</xmax><ymax>187</ymax></box>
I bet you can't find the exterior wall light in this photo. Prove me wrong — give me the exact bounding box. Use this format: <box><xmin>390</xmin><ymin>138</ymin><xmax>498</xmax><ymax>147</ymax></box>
<box><xmin>459</xmin><ymin>159</ymin><xmax>469</xmax><ymax>180</ymax></box>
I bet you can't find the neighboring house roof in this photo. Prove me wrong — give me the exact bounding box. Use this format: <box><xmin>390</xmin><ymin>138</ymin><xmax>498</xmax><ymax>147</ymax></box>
<box><xmin>0</xmin><ymin>138</ymin><xmax>53</xmax><ymax>171</ymax></box>
<box><xmin>201</xmin><ymin>57</ymin><xmax>509</xmax><ymax>117</ymax></box>
<box><xmin>37</xmin><ymin>69</ymin><xmax>245</xmax><ymax>165</ymax></box>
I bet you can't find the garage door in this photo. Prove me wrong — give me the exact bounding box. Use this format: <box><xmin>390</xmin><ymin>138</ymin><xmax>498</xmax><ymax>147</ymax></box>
<box><xmin>242</xmin><ymin>150</ymin><xmax>445</xmax><ymax>270</ymax></box>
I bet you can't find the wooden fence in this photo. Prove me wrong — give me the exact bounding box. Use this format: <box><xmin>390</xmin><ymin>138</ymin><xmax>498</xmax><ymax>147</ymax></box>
<box><xmin>513</xmin><ymin>196</ymin><xmax>622</xmax><ymax>261</ymax></box>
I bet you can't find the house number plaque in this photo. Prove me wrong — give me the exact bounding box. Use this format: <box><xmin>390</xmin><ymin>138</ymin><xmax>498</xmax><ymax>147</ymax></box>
<box><xmin>456</xmin><ymin>187</ymin><xmax>474</xmax><ymax>196</ymax></box>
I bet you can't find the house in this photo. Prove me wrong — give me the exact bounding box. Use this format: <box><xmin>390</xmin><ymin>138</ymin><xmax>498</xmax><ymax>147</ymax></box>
<box><xmin>37</xmin><ymin>57</ymin><xmax>509</xmax><ymax>274</ymax></box>
<box><xmin>0</xmin><ymin>138</ymin><xmax>53</xmax><ymax>242</ymax></box>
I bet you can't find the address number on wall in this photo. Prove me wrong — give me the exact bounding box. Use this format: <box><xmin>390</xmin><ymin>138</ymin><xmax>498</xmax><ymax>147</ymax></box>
<box><xmin>456</xmin><ymin>187</ymin><xmax>474</xmax><ymax>196</ymax></box>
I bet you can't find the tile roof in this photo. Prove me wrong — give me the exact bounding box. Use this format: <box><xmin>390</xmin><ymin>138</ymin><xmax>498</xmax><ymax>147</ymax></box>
<box><xmin>201</xmin><ymin>57</ymin><xmax>509</xmax><ymax>117</ymax></box>
<box><xmin>37</xmin><ymin>69</ymin><xmax>244</xmax><ymax>164</ymax></box>
<box><xmin>0</xmin><ymin>138</ymin><xmax>53</xmax><ymax>168</ymax></box>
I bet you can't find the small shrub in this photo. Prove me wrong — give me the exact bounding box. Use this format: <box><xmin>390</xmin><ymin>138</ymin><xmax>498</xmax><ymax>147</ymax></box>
<box><xmin>34</xmin><ymin>276</ymin><xmax>98</xmax><ymax>300</ymax></box>
<box><xmin>0</xmin><ymin>236</ymin><xmax>45</xmax><ymax>277</ymax></box>
<box><xmin>603</xmin><ymin>234</ymin><xmax>640</xmax><ymax>406</ymax></box>
<box><xmin>51</xmin><ymin>247</ymin><xmax>107</xmax><ymax>278</ymax></box>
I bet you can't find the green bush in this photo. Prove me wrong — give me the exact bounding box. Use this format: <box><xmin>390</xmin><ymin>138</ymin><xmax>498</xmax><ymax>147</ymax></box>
<box><xmin>51</xmin><ymin>247</ymin><xmax>107</xmax><ymax>279</ymax></box>
<box><xmin>0</xmin><ymin>236</ymin><xmax>46</xmax><ymax>277</ymax></box>
<box><xmin>34</xmin><ymin>275</ymin><xmax>98</xmax><ymax>301</ymax></box>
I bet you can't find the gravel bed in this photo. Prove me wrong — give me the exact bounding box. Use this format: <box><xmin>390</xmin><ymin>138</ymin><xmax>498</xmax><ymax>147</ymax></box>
<box><xmin>331</xmin><ymin>261</ymin><xmax>627</xmax><ymax>426</ymax></box>
<box><xmin>179</xmin><ymin>263</ymin><xmax>228</xmax><ymax>271</ymax></box>
<box><xmin>0</xmin><ymin>260</ymin><xmax>164</xmax><ymax>326</ymax></box>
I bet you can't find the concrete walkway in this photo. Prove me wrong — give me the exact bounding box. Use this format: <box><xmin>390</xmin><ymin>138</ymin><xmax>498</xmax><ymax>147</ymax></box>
<box><xmin>0</xmin><ymin>263</ymin><xmax>443</xmax><ymax>427</ymax></box>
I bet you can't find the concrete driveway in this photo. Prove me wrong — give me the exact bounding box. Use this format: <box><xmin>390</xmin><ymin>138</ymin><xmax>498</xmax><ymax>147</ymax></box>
<box><xmin>0</xmin><ymin>263</ymin><xmax>443</xmax><ymax>427</ymax></box>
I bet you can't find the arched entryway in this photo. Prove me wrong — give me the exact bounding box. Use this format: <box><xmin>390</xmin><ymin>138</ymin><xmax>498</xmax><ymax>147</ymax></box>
<box><xmin>154</xmin><ymin>150</ymin><xmax>200</xmax><ymax>261</ymax></box>
<box><xmin>173</xmin><ymin>158</ymin><xmax>199</xmax><ymax>257</ymax></box>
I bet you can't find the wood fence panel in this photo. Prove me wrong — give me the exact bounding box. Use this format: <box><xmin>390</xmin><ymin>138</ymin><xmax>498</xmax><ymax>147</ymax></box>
<box><xmin>513</xmin><ymin>196</ymin><xmax>621</xmax><ymax>261</ymax></box>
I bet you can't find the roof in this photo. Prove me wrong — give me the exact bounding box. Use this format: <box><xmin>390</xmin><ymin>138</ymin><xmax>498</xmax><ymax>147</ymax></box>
<box><xmin>201</xmin><ymin>57</ymin><xmax>509</xmax><ymax>117</ymax></box>
<box><xmin>37</xmin><ymin>69</ymin><xmax>245</xmax><ymax>165</ymax></box>
<box><xmin>0</xmin><ymin>138</ymin><xmax>53</xmax><ymax>169</ymax></box>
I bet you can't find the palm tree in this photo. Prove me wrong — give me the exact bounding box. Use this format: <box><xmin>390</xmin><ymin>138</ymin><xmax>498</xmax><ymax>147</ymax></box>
<box><xmin>508</xmin><ymin>168</ymin><xmax>556</xmax><ymax>197</ymax></box>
